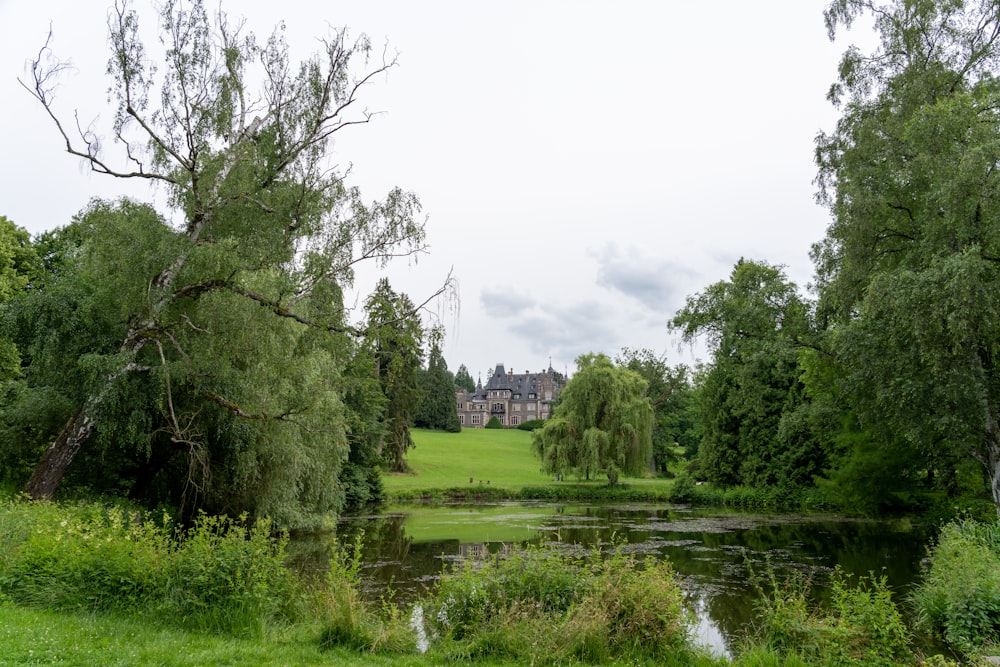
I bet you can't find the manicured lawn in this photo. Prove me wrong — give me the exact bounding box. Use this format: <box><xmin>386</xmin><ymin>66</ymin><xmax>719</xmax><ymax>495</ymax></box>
<box><xmin>384</xmin><ymin>428</ymin><xmax>551</xmax><ymax>493</ymax></box>
<box><xmin>384</xmin><ymin>428</ymin><xmax>678</xmax><ymax>500</ymax></box>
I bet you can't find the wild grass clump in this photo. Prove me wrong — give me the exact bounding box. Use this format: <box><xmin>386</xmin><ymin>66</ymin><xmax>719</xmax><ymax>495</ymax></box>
<box><xmin>0</xmin><ymin>499</ymin><xmax>296</xmax><ymax>637</ymax></box>
<box><xmin>422</xmin><ymin>543</ymin><xmax>694</xmax><ymax>663</ymax></box>
<box><xmin>315</xmin><ymin>536</ymin><xmax>415</xmax><ymax>654</ymax></box>
<box><xmin>744</xmin><ymin>565</ymin><xmax>911</xmax><ymax>667</ymax></box>
<box><xmin>911</xmin><ymin>518</ymin><xmax>1000</xmax><ymax>656</ymax></box>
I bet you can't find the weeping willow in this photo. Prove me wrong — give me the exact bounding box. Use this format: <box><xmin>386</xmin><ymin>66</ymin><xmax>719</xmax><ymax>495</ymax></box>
<box><xmin>532</xmin><ymin>353</ymin><xmax>653</xmax><ymax>485</ymax></box>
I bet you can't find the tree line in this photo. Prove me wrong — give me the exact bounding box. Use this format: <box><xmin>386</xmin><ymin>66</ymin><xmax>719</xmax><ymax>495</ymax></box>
<box><xmin>533</xmin><ymin>0</ymin><xmax>1000</xmax><ymax>517</ymax></box>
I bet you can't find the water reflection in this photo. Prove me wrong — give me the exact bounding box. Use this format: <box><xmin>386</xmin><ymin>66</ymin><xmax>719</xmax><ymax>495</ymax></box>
<box><xmin>315</xmin><ymin>502</ymin><xmax>930</xmax><ymax>656</ymax></box>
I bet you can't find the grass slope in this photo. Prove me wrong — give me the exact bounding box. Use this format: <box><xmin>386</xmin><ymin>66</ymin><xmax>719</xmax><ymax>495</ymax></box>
<box><xmin>384</xmin><ymin>428</ymin><xmax>679</xmax><ymax>501</ymax></box>
<box><xmin>384</xmin><ymin>428</ymin><xmax>550</xmax><ymax>494</ymax></box>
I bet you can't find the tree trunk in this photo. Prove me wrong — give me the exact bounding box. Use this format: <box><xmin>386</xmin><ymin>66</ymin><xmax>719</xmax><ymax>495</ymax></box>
<box><xmin>24</xmin><ymin>409</ymin><xmax>95</xmax><ymax>500</ymax></box>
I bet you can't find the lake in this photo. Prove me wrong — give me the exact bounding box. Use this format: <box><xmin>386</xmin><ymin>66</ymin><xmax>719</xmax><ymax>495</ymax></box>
<box><xmin>291</xmin><ymin>501</ymin><xmax>933</xmax><ymax>657</ymax></box>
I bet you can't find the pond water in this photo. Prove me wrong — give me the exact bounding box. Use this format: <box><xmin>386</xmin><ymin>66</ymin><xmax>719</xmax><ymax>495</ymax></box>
<box><xmin>290</xmin><ymin>501</ymin><xmax>932</xmax><ymax>657</ymax></box>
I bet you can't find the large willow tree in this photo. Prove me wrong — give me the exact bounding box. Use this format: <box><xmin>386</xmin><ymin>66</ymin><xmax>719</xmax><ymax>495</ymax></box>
<box><xmin>12</xmin><ymin>0</ymin><xmax>445</xmax><ymax>527</ymax></box>
<box><xmin>815</xmin><ymin>0</ymin><xmax>1000</xmax><ymax>513</ymax></box>
<box><xmin>532</xmin><ymin>353</ymin><xmax>652</xmax><ymax>486</ymax></box>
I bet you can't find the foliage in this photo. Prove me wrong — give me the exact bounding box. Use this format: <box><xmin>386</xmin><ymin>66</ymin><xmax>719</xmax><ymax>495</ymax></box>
<box><xmin>8</xmin><ymin>0</ymin><xmax>446</xmax><ymax>528</ymax></box>
<box><xmin>423</xmin><ymin>544</ymin><xmax>692</xmax><ymax>663</ymax></box>
<box><xmin>0</xmin><ymin>500</ymin><xmax>295</xmax><ymax>637</ymax></box>
<box><xmin>532</xmin><ymin>352</ymin><xmax>653</xmax><ymax>485</ymax></box>
<box><xmin>484</xmin><ymin>415</ymin><xmax>502</xmax><ymax>429</ymax></box>
<box><xmin>746</xmin><ymin>565</ymin><xmax>910</xmax><ymax>667</ymax></box>
<box><xmin>617</xmin><ymin>347</ymin><xmax>696</xmax><ymax>474</ymax></box>
<box><xmin>671</xmin><ymin>260</ymin><xmax>819</xmax><ymax>491</ymax></box>
<box><xmin>413</xmin><ymin>331</ymin><xmax>460</xmax><ymax>433</ymax></box>
<box><xmin>0</xmin><ymin>216</ymin><xmax>43</xmax><ymax>382</ymax></box>
<box><xmin>338</xmin><ymin>344</ymin><xmax>387</xmax><ymax>511</ymax></box>
<box><xmin>911</xmin><ymin>518</ymin><xmax>1000</xmax><ymax>656</ymax></box>
<box><xmin>317</xmin><ymin>536</ymin><xmax>415</xmax><ymax>654</ymax></box>
<box><xmin>516</xmin><ymin>418</ymin><xmax>545</xmax><ymax>431</ymax></box>
<box><xmin>815</xmin><ymin>0</ymin><xmax>1000</xmax><ymax>513</ymax></box>
<box><xmin>366</xmin><ymin>279</ymin><xmax>424</xmax><ymax>473</ymax></box>
<box><xmin>453</xmin><ymin>364</ymin><xmax>475</xmax><ymax>393</ymax></box>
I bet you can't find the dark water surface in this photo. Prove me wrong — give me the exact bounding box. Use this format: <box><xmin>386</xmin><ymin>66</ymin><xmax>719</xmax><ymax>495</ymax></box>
<box><xmin>292</xmin><ymin>502</ymin><xmax>932</xmax><ymax>656</ymax></box>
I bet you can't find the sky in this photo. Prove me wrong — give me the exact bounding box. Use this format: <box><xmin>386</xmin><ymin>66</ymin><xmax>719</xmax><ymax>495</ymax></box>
<box><xmin>0</xmin><ymin>1</ymin><xmax>871</xmax><ymax>383</ymax></box>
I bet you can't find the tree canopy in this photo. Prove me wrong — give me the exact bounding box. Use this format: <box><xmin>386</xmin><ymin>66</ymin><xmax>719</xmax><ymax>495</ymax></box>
<box><xmin>414</xmin><ymin>330</ymin><xmax>461</xmax><ymax>433</ymax></box>
<box><xmin>815</xmin><ymin>0</ymin><xmax>1000</xmax><ymax>514</ymax></box>
<box><xmin>670</xmin><ymin>259</ymin><xmax>819</xmax><ymax>490</ymax></box>
<box><xmin>532</xmin><ymin>353</ymin><xmax>652</xmax><ymax>485</ymax></box>
<box><xmin>5</xmin><ymin>0</ymin><xmax>449</xmax><ymax>527</ymax></box>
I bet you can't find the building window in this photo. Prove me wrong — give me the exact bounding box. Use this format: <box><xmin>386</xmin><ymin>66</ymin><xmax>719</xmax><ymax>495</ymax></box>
<box><xmin>492</xmin><ymin>402</ymin><xmax>504</xmax><ymax>412</ymax></box>
<box><xmin>510</xmin><ymin>416</ymin><xmax>520</xmax><ymax>426</ymax></box>
<box><xmin>459</xmin><ymin>414</ymin><xmax>465</xmax><ymax>424</ymax></box>
<box><xmin>514</xmin><ymin>404</ymin><xmax>521</xmax><ymax>411</ymax></box>
<box><xmin>528</xmin><ymin>393</ymin><xmax>536</xmax><ymax>399</ymax></box>
<box><xmin>458</xmin><ymin>402</ymin><xmax>464</xmax><ymax>410</ymax></box>
<box><xmin>528</xmin><ymin>404</ymin><xmax>536</xmax><ymax>412</ymax></box>
<box><xmin>471</xmin><ymin>414</ymin><xmax>480</xmax><ymax>425</ymax></box>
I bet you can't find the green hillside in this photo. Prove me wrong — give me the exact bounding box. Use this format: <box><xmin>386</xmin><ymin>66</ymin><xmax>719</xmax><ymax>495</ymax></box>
<box><xmin>383</xmin><ymin>428</ymin><xmax>550</xmax><ymax>494</ymax></box>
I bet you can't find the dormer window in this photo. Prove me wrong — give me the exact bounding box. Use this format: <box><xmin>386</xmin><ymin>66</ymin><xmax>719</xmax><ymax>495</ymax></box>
<box><xmin>528</xmin><ymin>393</ymin><xmax>537</xmax><ymax>399</ymax></box>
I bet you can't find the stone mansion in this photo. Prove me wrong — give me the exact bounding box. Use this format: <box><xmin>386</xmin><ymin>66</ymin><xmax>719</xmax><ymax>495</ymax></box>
<box><xmin>456</xmin><ymin>363</ymin><xmax>565</xmax><ymax>428</ymax></box>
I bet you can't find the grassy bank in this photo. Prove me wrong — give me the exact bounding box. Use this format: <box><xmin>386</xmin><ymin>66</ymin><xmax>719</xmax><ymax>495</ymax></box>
<box><xmin>0</xmin><ymin>497</ymin><xmax>986</xmax><ymax>665</ymax></box>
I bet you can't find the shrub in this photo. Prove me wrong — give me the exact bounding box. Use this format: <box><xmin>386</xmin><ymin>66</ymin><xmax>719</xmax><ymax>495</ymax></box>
<box><xmin>562</xmin><ymin>553</ymin><xmax>690</xmax><ymax>662</ymax></box>
<box><xmin>911</xmin><ymin>518</ymin><xmax>1000</xmax><ymax>656</ymax></box>
<box><xmin>746</xmin><ymin>565</ymin><xmax>910</xmax><ymax>667</ymax></box>
<box><xmin>160</xmin><ymin>513</ymin><xmax>294</xmax><ymax>637</ymax></box>
<box><xmin>422</xmin><ymin>544</ymin><xmax>692</xmax><ymax>663</ymax></box>
<box><xmin>516</xmin><ymin>419</ymin><xmax>546</xmax><ymax>431</ymax></box>
<box><xmin>0</xmin><ymin>500</ymin><xmax>299</xmax><ymax>637</ymax></box>
<box><xmin>484</xmin><ymin>416</ymin><xmax>502</xmax><ymax>429</ymax></box>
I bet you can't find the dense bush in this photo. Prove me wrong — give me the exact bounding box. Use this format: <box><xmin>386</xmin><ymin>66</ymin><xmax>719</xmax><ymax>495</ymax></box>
<box><xmin>484</xmin><ymin>416</ymin><xmax>502</xmax><ymax>429</ymax></box>
<box><xmin>747</xmin><ymin>566</ymin><xmax>910</xmax><ymax>666</ymax></box>
<box><xmin>422</xmin><ymin>544</ymin><xmax>693</xmax><ymax>663</ymax></box>
<box><xmin>911</xmin><ymin>518</ymin><xmax>1000</xmax><ymax>656</ymax></box>
<box><xmin>516</xmin><ymin>418</ymin><xmax>545</xmax><ymax>431</ymax></box>
<box><xmin>0</xmin><ymin>500</ymin><xmax>295</xmax><ymax>637</ymax></box>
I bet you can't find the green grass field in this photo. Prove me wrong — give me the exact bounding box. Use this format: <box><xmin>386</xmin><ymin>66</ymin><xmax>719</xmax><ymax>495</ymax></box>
<box><xmin>383</xmin><ymin>428</ymin><xmax>679</xmax><ymax>501</ymax></box>
<box><xmin>384</xmin><ymin>428</ymin><xmax>550</xmax><ymax>493</ymax></box>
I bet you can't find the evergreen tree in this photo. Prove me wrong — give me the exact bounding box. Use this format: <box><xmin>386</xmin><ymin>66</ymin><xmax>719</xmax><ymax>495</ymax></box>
<box><xmin>414</xmin><ymin>331</ymin><xmax>461</xmax><ymax>432</ymax></box>
<box><xmin>454</xmin><ymin>364</ymin><xmax>476</xmax><ymax>393</ymax></box>
<box><xmin>366</xmin><ymin>279</ymin><xmax>423</xmax><ymax>473</ymax></box>
<box><xmin>670</xmin><ymin>259</ymin><xmax>819</xmax><ymax>489</ymax></box>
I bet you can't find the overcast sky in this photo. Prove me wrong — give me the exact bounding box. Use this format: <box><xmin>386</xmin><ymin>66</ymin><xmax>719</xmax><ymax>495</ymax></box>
<box><xmin>0</xmin><ymin>1</ymin><xmax>870</xmax><ymax>382</ymax></box>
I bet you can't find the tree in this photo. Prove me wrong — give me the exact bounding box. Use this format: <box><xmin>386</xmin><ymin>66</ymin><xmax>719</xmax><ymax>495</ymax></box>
<box><xmin>14</xmin><ymin>0</ymin><xmax>449</xmax><ymax>524</ymax></box>
<box><xmin>532</xmin><ymin>353</ymin><xmax>652</xmax><ymax>486</ymax></box>
<box><xmin>0</xmin><ymin>216</ymin><xmax>43</xmax><ymax>381</ymax></box>
<box><xmin>616</xmin><ymin>348</ymin><xmax>695</xmax><ymax>474</ymax></box>
<box><xmin>454</xmin><ymin>364</ymin><xmax>475</xmax><ymax>393</ymax></box>
<box><xmin>366</xmin><ymin>278</ymin><xmax>423</xmax><ymax>473</ymax></box>
<box><xmin>670</xmin><ymin>259</ymin><xmax>820</xmax><ymax>489</ymax></box>
<box><xmin>816</xmin><ymin>0</ymin><xmax>1000</xmax><ymax>513</ymax></box>
<box><xmin>414</xmin><ymin>330</ymin><xmax>461</xmax><ymax>432</ymax></box>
